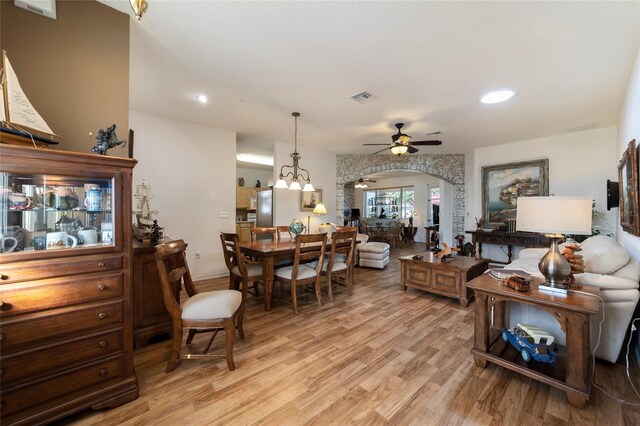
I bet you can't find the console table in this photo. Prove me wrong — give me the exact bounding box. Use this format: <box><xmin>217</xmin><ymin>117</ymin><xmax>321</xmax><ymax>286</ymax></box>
<box><xmin>467</xmin><ymin>274</ymin><xmax>599</xmax><ymax>408</ymax></box>
<box><xmin>465</xmin><ymin>230</ymin><xmax>549</xmax><ymax>263</ymax></box>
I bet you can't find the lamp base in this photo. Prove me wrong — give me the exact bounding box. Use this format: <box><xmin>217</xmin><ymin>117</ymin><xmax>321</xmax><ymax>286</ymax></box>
<box><xmin>538</xmin><ymin>235</ymin><xmax>571</xmax><ymax>291</ymax></box>
<box><xmin>538</xmin><ymin>282</ymin><xmax>568</xmax><ymax>295</ymax></box>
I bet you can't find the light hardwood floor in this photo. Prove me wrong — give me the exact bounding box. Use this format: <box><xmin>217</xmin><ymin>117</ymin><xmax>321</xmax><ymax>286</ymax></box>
<box><xmin>61</xmin><ymin>244</ymin><xmax>640</xmax><ymax>425</ymax></box>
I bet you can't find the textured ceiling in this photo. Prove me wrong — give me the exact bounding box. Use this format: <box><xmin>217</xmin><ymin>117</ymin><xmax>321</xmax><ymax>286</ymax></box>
<box><xmin>101</xmin><ymin>1</ymin><xmax>640</xmax><ymax>155</ymax></box>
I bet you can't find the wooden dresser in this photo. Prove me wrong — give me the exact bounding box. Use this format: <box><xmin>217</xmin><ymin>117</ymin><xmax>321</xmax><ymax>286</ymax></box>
<box><xmin>0</xmin><ymin>145</ymin><xmax>139</xmax><ymax>425</ymax></box>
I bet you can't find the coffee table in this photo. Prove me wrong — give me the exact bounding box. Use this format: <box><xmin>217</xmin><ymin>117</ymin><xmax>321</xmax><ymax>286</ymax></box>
<box><xmin>399</xmin><ymin>253</ymin><xmax>489</xmax><ymax>307</ymax></box>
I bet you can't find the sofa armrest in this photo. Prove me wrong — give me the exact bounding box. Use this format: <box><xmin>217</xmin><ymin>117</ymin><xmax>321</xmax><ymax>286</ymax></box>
<box><xmin>517</xmin><ymin>248</ymin><xmax>548</xmax><ymax>260</ymax></box>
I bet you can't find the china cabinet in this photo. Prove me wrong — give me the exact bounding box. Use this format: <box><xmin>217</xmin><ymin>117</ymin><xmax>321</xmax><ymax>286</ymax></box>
<box><xmin>0</xmin><ymin>145</ymin><xmax>139</xmax><ymax>425</ymax></box>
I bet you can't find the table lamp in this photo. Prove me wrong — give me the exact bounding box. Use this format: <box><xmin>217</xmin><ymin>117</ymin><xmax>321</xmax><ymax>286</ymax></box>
<box><xmin>516</xmin><ymin>196</ymin><xmax>592</xmax><ymax>292</ymax></box>
<box><xmin>307</xmin><ymin>202</ymin><xmax>328</xmax><ymax>234</ymax></box>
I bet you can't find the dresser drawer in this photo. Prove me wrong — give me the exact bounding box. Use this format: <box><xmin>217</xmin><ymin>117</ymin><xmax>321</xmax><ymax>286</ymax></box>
<box><xmin>1</xmin><ymin>356</ymin><xmax>124</xmax><ymax>419</ymax></box>
<box><xmin>431</xmin><ymin>269</ymin><xmax>460</xmax><ymax>293</ymax></box>
<box><xmin>0</xmin><ymin>272</ymin><xmax>123</xmax><ymax>316</ymax></box>
<box><xmin>406</xmin><ymin>261</ymin><xmax>431</xmax><ymax>289</ymax></box>
<box><xmin>1</xmin><ymin>301</ymin><xmax>123</xmax><ymax>353</ymax></box>
<box><xmin>1</xmin><ymin>328</ymin><xmax>123</xmax><ymax>387</ymax></box>
<box><xmin>0</xmin><ymin>254</ymin><xmax>123</xmax><ymax>284</ymax></box>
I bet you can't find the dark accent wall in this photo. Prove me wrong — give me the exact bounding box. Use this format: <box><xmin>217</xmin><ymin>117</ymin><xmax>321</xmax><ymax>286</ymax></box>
<box><xmin>1</xmin><ymin>0</ymin><xmax>129</xmax><ymax>155</ymax></box>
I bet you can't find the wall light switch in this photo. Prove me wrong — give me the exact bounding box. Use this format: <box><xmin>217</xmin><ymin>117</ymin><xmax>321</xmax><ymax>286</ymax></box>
<box><xmin>218</xmin><ymin>212</ymin><xmax>230</xmax><ymax>219</ymax></box>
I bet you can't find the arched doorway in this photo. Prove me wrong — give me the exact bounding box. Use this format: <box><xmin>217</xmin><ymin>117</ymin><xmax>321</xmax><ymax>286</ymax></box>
<box><xmin>336</xmin><ymin>154</ymin><xmax>465</xmax><ymax>244</ymax></box>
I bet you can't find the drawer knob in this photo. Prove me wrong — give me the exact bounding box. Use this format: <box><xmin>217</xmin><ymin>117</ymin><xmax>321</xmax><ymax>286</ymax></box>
<box><xmin>0</xmin><ymin>334</ymin><xmax>4</xmax><ymax>341</ymax></box>
<box><xmin>98</xmin><ymin>262</ymin><xmax>105</xmax><ymax>267</ymax></box>
<box><xmin>97</xmin><ymin>284</ymin><xmax>107</xmax><ymax>291</ymax></box>
<box><xmin>98</xmin><ymin>312</ymin><xmax>107</xmax><ymax>320</ymax></box>
<box><xmin>0</xmin><ymin>274</ymin><xmax>7</xmax><ymax>280</ymax></box>
<box><xmin>99</xmin><ymin>340</ymin><xmax>108</xmax><ymax>348</ymax></box>
<box><xmin>0</xmin><ymin>369</ymin><xmax>4</xmax><ymax>376</ymax></box>
<box><xmin>99</xmin><ymin>368</ymin><xmax>109</xmax><ymax>376</ymax></box>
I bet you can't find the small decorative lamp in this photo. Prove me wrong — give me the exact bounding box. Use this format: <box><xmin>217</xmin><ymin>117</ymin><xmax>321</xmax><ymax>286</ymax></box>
<box><xmin>307</xmin><ymin>202</ymin><xmax>328</xmax><ymax>234</ymax></box>
<box><xmin>516</xmin><ymin>196</ymin><xmax>592</xmax><ymax>291</ymax></box>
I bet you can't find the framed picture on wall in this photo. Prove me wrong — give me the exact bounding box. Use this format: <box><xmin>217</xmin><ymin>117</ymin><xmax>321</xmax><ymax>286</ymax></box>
<box><xmin>482</xmin><ymin>159</ymin><xmax>549</xmax><ymax>226</ymax></box>
<box><xmin>618</xmin><ymin>139</ymin><xmax>639</xmax><ymax>236</ymax></box>
<box><xmin>301</xmin><ymin>189</ymin><xmax>322</xmax><ymax>212</ymax></box>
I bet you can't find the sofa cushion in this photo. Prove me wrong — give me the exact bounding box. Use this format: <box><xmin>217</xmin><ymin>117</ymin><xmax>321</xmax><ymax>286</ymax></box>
<box><xmin>579</xmin><ymin>236</ymin><xmax>629</xmax><ymax>275</ymax></box>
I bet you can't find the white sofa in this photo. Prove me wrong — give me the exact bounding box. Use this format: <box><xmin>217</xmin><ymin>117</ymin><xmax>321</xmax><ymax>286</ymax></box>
<box><xmin>505</xmin><ymin>235</ymin><xmax>639</xmax><ymax>363</ymax></box>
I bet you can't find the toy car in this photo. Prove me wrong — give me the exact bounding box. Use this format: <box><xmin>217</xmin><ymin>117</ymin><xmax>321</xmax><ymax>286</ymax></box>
<box><xmin>501</xmin><ymin>274</ymin><xmax>531</xmax><ymax>292</ymax></box>
<box><xmin>502</xmin><ymin>323</ymin><xmax>557</xmax><ymax>365</ymax></box>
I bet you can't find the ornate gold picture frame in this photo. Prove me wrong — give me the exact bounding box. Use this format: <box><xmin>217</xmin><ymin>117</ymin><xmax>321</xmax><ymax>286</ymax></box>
<box><xmin>618</xmin><ymin>139</ymin><xmax>639</xmax><ymax>236</ymax></box>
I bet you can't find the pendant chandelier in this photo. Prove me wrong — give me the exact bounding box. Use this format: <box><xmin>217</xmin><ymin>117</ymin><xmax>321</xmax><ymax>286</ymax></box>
<box><xmin>274</xmin><ymin>112</ymin><xmax>315</xmax><ymax>191</ymax></box>
<box><xmin>129</xmin><ymin>0</ymin><xmax>148</xmax><ymax>21</ymax></box>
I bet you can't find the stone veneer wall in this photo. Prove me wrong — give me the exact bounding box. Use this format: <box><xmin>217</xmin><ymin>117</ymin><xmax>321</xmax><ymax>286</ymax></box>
<box><xmin>336</xmin><ymin>154</ymin><xmax>465</xmax><ymax>235</ymax></box>
<box><xmin>343</xmin><ymin>183</ymin><xmax>355</xmax><ymax>212</ymax></box>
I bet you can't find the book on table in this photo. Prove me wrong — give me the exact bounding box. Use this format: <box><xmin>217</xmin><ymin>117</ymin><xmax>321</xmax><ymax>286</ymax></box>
<box><xmin>489</xmin><ymin>268</ymin><xmax>531</xmax><ymax>280</ymax></box>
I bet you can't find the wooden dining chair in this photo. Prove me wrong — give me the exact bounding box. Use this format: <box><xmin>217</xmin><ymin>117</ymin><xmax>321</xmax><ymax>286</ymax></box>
<box><xmin>274</xmin><ymin>233</ymin><xmax>327</xmax><ymax>314</ymax></box>
<box><xmin>155</xmin><ymin>240</ymin><xmax>244</xmax><ymax>372</ymax></box>
<box><xmin>276</xmin><ymin>225</ymin><xmax>292</xmax><ymax>240</ymax></box>
<box><xmin>220</xmin><ymin>232</ymin><xmax>265</xmax><ymax>300</ymax></box>
<box><xmin>312</xmin><ymin>229</ymin><xmax>357</xmax><ymax>301</ymax></box>
<box><xmin>251</xmin><ymin>227</ymin><xmax>277</xmax><ymax>241</ymax></box>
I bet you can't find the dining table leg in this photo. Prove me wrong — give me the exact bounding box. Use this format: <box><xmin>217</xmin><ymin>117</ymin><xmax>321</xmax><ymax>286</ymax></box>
<box><xmin>262</xmin><ymin>256</ymin><xmax>275</xmax><ymax>311</ymax></box>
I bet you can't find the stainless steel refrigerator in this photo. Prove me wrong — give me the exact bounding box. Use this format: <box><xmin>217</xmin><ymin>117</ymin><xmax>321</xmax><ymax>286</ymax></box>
<box><xmin>256</xmin><ymin>189</ymin><xmax>273</xmax><ymax>238</ymax></box>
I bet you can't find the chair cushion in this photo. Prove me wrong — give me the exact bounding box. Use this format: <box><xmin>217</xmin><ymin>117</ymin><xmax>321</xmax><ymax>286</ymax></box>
<box><xmin>579</xmin><ymin>235</ymin><xmax>630</xmax><ymax>275</ymax></box>
<box><xmin>232</xmin><ymin>263</ymin><xmax>263</xmax><ymax>278</ymax></box>
<box><xmin>308</xmin><ymin>259</ymin><xmax>348</xmax><ymax>272</ymax></box>
<box><xmin>275</xmin><ymin>265</ymin><xmax>317</xmax><ymax>280</ymax></box>
<box><xmin>181</xmin><ymin>290</ymin><xmax>242</xmax><ymax>320</ymax></box>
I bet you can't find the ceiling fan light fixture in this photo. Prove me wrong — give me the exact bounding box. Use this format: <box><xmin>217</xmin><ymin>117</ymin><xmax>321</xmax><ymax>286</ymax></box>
<box><xmin>355</xmin><ymin>182</ymin><xmax>367</xmax><ymax>188</ymax></box>
<box><xmin>480</xmin><ymin>90</ymin><xmax>515</xmax><ymax>104</ymax></box>
<box><xmin>390</xmin><ymin>145</ymin><xmax>409</xmax><ymax>156</ymax></box>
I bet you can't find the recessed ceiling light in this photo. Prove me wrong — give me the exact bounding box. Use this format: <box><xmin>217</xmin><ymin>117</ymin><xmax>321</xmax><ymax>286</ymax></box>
<box><xmin>236</xmin><ymin>153</ymin><xmax>274</xmax><ymax>166</ymax></box>
<box><xmin>480</xmin><ymin>90</ymin><xmax>515</xmax><ymax>104</ymax></box>
<box><xmin>196</xmin><ymin>95</ymin><xmax>208</xmax><ymax>103</ymax></box>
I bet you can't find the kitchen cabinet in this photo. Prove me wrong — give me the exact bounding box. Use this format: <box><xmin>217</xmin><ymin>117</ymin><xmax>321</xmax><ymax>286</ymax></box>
<box><xmin>0</xmin><ymin>145</ymin><xmax>139</xmax><ymax>425</ymax></box>
<box><xmin>236</xmin><ymin>221</ymin><xmax>253</xmax><ymax>242</ymax></box>
<box><xmin>236</xmin><ymin>187</ymin><xmax>258</xmax><ymax>209</ymax></box>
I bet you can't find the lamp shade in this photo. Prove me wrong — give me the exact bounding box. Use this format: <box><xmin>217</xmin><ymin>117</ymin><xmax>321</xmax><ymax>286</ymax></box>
<box><xmin>289</xmin><ymin>181</ymin><xmax>302</xmax><ymax>191</ymax></box>
<box><xmin>313</xmin><ymin>202</ymin><xmax>328</xmax><ymax>214</ymax></box>
<box><xmin>516</xmin><ymin>197</ymin><xmax>592</xmax><ymax>235</ymax></box>
<box><xmin>274</xmin><ymin>179</ymin><xmax>288</xmax><ymax>189</ymax></box>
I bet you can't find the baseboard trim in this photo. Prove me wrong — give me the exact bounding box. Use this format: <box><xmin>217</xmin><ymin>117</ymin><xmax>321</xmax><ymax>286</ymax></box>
<box><xmin>193</xmin><ymin>269</ymin><xmax>228</xmax><ymax>282</ymax></box>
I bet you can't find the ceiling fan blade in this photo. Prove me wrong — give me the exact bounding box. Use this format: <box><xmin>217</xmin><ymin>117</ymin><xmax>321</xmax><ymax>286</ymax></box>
<box><xmin>370</xmin><ymin>147</ymin><xmax>389</xmax><ymax>155</ymax></box>
<box><xmin>363</xmin><ymin>143</ymin><xmax>391</xmax><ymax>146</ymax></box>
<box><xmin>407</xmin><ymin>146</ymin><xmax>419</xmax><ymax>154</ymax></box>
<box><xmin>410</xmin><ymin>140</ymin><xmax>442</xmax><ymax>146</ymax></box>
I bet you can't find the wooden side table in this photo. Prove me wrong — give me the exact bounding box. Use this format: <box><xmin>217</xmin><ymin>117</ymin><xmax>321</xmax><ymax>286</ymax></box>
<box><xmin>466</xmin><ymin>274</ymin><xmax>599</xmax><ymax>408</ymax></box>
<box><xmin>399</xmin><ymin>253</ymin><xmax>489</xmax><ymax>307</ymax></box>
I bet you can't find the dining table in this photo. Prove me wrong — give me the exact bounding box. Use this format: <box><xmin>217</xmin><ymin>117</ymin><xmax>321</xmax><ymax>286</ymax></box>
<box><xmin>238</xmin><ymin>238</ymin><xmax>348</xmax><ymax>311</ymax></box>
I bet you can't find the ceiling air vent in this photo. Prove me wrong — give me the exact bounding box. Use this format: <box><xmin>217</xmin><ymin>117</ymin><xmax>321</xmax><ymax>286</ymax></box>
<box><xmin>351</xmin><ymin>91</ymin><xmax>376</xmax><ymax>104</ymax></box>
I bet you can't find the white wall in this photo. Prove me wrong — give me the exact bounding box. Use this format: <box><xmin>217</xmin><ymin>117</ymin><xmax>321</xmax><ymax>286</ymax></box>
<box><xmin>617</xmin><ymin>45</ymin><xmax>640</xmax><ymax>365</ymax></box>
<box><xmin>618</xmin><ymin>45</ymin><xmax>640</xmax><ymax>264</ymax></box>
<box><xmin>236</xmin><ymin>166</ymin><xmax>272</xmax><ymax>189</ymax></box>
<box><xmin>272</xmin><ymin>142</ymin><xmax>337</xmax><ymax>232</ymax></box>
<box><xmin>131</xmin><ymin>110</ymin><xmax>236</xmax><ymax>279</ymax></box>
<box><xmin>466</xmin><ymin>126</ymin><xmax>618</xmax><ymax>262</ymax></box>
<box><xmin>353</xmin><ymin>174</ymin><xmax>441</xmax><ymax>243</ymax></box>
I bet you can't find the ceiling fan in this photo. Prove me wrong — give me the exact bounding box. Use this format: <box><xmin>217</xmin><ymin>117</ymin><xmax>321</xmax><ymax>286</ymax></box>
<box><xmin>364</xmin><ymin>123</ymin><xmax>442</xmax><ymax>155</ymax></box>
<box><xmin>354</xmin><ymin>177</ymin><xmax>376</xmax><ymax>188</ymax></box>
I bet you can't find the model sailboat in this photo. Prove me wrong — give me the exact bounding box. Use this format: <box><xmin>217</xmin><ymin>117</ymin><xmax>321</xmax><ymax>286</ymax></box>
<box><xmin>0</xmin><ymin>50</ymin><xmax>58</xmax><ymax>146</ymax></box>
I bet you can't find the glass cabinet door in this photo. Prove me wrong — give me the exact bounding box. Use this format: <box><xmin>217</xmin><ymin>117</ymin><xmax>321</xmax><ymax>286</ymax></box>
<box><xmin>1</xmin><ymin>171</ymin><xmax>115</xmax><ymax>253</ymax></box>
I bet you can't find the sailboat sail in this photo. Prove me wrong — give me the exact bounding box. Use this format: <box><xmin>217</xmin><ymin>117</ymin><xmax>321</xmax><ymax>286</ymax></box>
<box><xmin>3</xmin><ymin>53</ymin><xmax>55</xmax><ymax>136</ymax></box>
